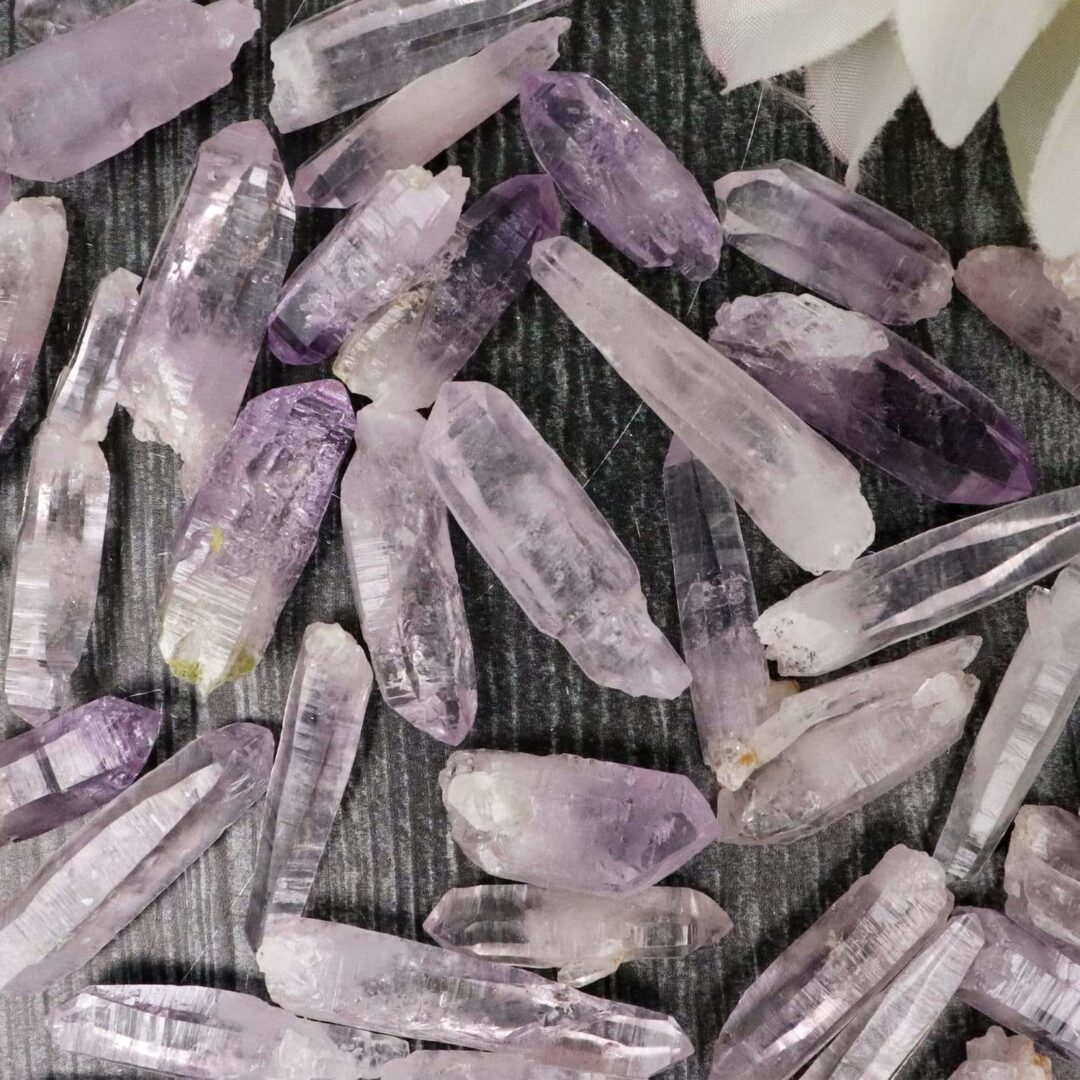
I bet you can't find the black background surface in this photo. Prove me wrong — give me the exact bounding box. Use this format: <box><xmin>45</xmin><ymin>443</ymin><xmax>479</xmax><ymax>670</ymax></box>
<box><xmin>2</xmin><ymin>1</ymin><xmax>1080</xmax><ymax>1077</ymax></box>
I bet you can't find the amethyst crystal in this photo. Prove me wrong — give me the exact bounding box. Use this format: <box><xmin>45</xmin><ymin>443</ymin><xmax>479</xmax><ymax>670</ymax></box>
<box><xmin>384</xmin><ymin>1055</ymin><xmax>611</xmax><ymax>1078</ymax></box>
<box><xmin>15</xmin><ymin>0</ymin><xmax>134</xmax><ymax>40</ymax></box>
<box><xmin>949</xmin><ymin>1027</ymin><xmax>1053</xmax><ymax>1079</ymax></box>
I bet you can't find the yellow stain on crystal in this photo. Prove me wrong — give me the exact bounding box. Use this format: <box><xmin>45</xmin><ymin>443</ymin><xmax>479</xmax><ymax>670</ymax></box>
<box><xmin>209</xmin><ymin>526</ymin><xmax>226</xmax><ymax>555</ymax></box>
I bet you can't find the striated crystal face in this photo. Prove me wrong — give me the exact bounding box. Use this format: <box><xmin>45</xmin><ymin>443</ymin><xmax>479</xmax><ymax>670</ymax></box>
<box><xmin>258</xmin><ymin>916</ymin><xmax>694</xmax><ymax>1077</ymax></box>
<box><xmin>342</xmin><ymin>409</ymin><xmax>476</xmax><ymax>744</ymax></box>
<box><xmin>158</xmin><ymin>381</ymin><xmax>353</xmax><ymax>698</ymax></box>
<box><xmin>295</xmin><ymin>19</ymin><xmax>569</xmax><ymax>210</ymax></box>
<box><xmin>384</xmin><ymin>1053</ymin><xmax>613</xmax><ymax>1078</ymax></box>
<box><xmin>269</xmin><ymin>166</ymin><xmax>468</xmax><ymax>366</ymax></box>
<box><xmin>440</xmin><ymin>750</ymin><xmax>720</xmax><ymax>895</ymax></box>
<box><xmin>756</xmin><ymin>484</ymin><xmax>1080</xmax><ymax>676</ymax></box>
<box><xmin>0</xmin><ymin>696</ymin><xmax>161</xmax><ymax>844</ymax></box>
<box><xmin>15</xmin><ymin>0</ymin><xmax>134</xmax><ymax>40</ymax></box>
<box><xmin>270</xmin><ymin>0</ymin><xmax>571</xmax><ymax>133</ymax></box>
<box><xmin>334</xmin><ymin>174</ymin><xmax>562</xmax><ymax>410</ymax></box>
<box><xmin>709</xmin><ymin>846</ymin><xmax>954</xmax><ymax>1080</ymax></box>
<box><xmin>0</xmin><ymin>0</ymin><xmax>259</xmax><ymax>182</ymax></box>
<box><xmin>520</xmin><ymin>71</ymin><xmax>721</xmax><ymax>280</ymax></box>
<box><xmin>246</xmin><ymin>623</ymin><xmax>373</xmax><ymax>950</ymax></box>
<box><xmin>714</xmin><ymin>160</ymin><xmax>954</xmax><ymax>324</ymax></box>
<box><xmin>421</xmin><ymin>381</ymin><xmax>688</xmax><ymax>698</ymax></box>
<box><xmin>710</xmin><ymin>292</ymin><xmax>1037</xmax><ymax>504</ymax></box>
<box><xmin>117</xmin><ymin>121</ymin><xmax>295</xmax><ymax>496</ymax></box>
<box><xmin>949</xmin><ymin>1026</ymin><xmax>1053</xmax><ymax>1079</ymax></box>
<box><xmin>49</xmin><ymin>984</ymin><xmax>409</xmax><ymax>1079</ymax></box>
<box><xmin>0</xmin><ymin>723</ymin><xmax>271</xmax><ymax>996</ymax></box>
<box><xmin>530</xmin><ymin>236</ymin><xmax>874</xmax><ymax>575</ymax></box>
<box><xmin>425</xmin><ymin>883</ymin><xmax>731</xmax><ymax>987</ymax></box>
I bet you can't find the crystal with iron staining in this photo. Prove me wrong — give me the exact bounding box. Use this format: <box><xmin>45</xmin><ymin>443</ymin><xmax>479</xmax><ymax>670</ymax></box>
<box><xmin>709</xmin><ymin>846</ymin><xmax>953</xmax><ymax>1080</ymax></box>
<box><xmin>958</xmin><ymin>908</ymin><xmax>1080</xmax><ymax>1063</ymax></box>
<box><xmin>440</xmin><ymin>750</ymin><xmax>719</xmax><ymax>895</ymax></box>
<box><xmin>259</xmin><ymin>916</ymin><xmax>693</xmax><ymax>1077</ymax></box>
<box><xmin>935</xmin><ymin>565</ymin><xmax>1080</xmax><ymax>881</ymax></box>
<box><xmin>295</xmin><ymin>19</ymin><xmax>569</xmax><ymax>210</ymax></box>
<box><xmin>15</xmin><ymin>0</ymin><xmax>134</xmax><ymax>41</ymax></box>
<box><xmin>342</xmin><ymin>409</ymin><xmax>476</xmax><ymax>744</ymax></box>
<box><xmin>0</xmin><ymin>197</ymin><xmax>67</xmax><ymax>443</ymax></box>
<box><xmin>950</xmin><ymin>1027</ymin><xmax>1053</xmax><ymax>1079</ymax></box>
<box><xmin>334</xmin><ymin>175</ymin><xmax>562</xmax><ymax>410</ymax></box>
<box><xmin>710</xmin><ymin>292</ymin><xmax>1036</xmax><ymax>505</ymax></box>
<box><xmin>0</xmin><ymin>0</ymin><xmax>259</xmax><ymax>183</ymax></box>
<box><xmin>270</xmin><ymin>166</ymin><xmax>467</xmax><ymax>367</ymax></box>
<box><xmin>270</xmin><ymin>0</ymin><xmax>571</xmax><ymax>133</ymax></box>
<box><xmin>246</xmin><ymin>624</ymin><xmax>372</xmax><ymax>951</ymax></box>
<box><xmin>801</xmin><ymin>915</ymin><xmax>984</xmax><ymax>1080</ymax></box>
<box><xmin>715</xmin><ymin>636</ymin><xmax>981</xmax><ymax>792</ymax></box>
<box><xmin>531</xmin><ymin>237</ymin><xmax>873</xmax><ymax>575</ymax></box>
<box><xmin>384</xmin><ymin>1054</ymin><xmax>612</xmax><ymax>1079</ymax></box>
<box><xmin>118</xmin><ymin>121</ymin><xmax>294</xmax><ymax>496</ymax></box>
<box><xmin>0</xmin><ymin>723</ymin><xmax>271</xmax><ymax>996</ymax></box>
<box><xmin>421</xmin><ymin>381</ymin><xmax>689</xmax><ymax>698</ymax></box>
<box><xmin>958</xmin><ymin>247</ymin><xmax>1080</xmax><ymax>402</ymax></box>
<box><xmin>50</xmin><ymin>984</ymin><xmax>409</xmax><ymax>1079</ymax></box>
<box><xmin>714</xmin><ymin>161</ymin><xmax>954</xmax><ymax>324</ymax></box>
<box><xmin>158</xmin><ymin>382</ymin><xmax>353</xmax><ymax>698</ymax></box>
<box><xmin>0</xmin><ymin>697</ymin><xmax>160</xmax><ymax>845</ymax></box>
<box><xmin>425</xmin><ymin>883</ymin><xmax>731</xmax><ymax>987</ymax></box>
<box><xmin>520</xmin><ymin>72</ymin><xmax>721</xmax><ymax>280</ymax></box>
<box><xmin>756</xmin><ymin>484</ymin><xmax>1080</xmax><ymax>676</ymax></box>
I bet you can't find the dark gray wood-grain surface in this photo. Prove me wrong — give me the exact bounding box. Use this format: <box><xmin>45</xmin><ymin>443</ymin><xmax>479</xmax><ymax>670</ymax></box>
<box><xmin>1</xmin><ymin>1</ymin><xmax>1079</xmax><ymax>1077</ymax></box>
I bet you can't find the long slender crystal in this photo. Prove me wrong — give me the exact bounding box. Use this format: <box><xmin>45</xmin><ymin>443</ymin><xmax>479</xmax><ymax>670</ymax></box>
<box><xmin>15</xmin><ymin>0</ymin><xmax>134</xmax><ymax>40</ymax></box>
<box><xmin>530</xmin><ymin>236</ymin><xmax>874</xmax><ymax>575</ymax></box>
<box><xmin>245</xmin><ymin>623</ymin><xmax>373</xmax><ymax>950</ymax></box>
<box><xmin>384</xmin><ymin>1054</ymin><xmax>612</xmax><ymax>1078</ymax></box>
<box><xmin>756</xmin><ymin>485</ymin><xmax>1080</xmax><ymax>675</ymax></box>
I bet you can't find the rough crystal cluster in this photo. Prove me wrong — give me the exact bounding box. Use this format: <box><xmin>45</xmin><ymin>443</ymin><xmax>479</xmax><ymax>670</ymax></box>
<box><xmin>0</xmin><ymin>723</ymin><xmax>271</xmax><ymax>996</ymax></box>
<box><xmin>15</xmin><ymin>0</ymin><xmax>133</xmax><ymax>40</ymax></box>
<box><xmin>710</xmin><ymin>292</ymin><xmax>1037</xmax><ymax>504</ymax></box>
<box><xmin>531</xmin><ymin>236</ymin><xmax>874</xmax><ymax>575</ymax></box>
<box><xmin>440</xmin><ymin>750</ymin><xmax>720</xmax><ymax>895</ymax></box>
<box><xmin>0</xmin><ymin>697</ymin><xmax>161</xmax><ymax>845</ymax></box>
<box><xmin>270</xmin><ymin>0</ymin><xmax>571</xmax><ymax>132</ymax></box>
<box><xmin>117</xmin><ymin>121</ymin><xmax>295</xmax><ymax>496</ymax></box>
<box><xmin>520</xmin><ymin>71</ymin><xmax>721</xmax><ymax>280</ymax></box>
<box><xmin>342</xmin><ymin>409</ymin><xmax>476</xmax><ymax>744</ymax></box>
<box><xmin>0</xmin><ymin>0</ymin><xmax>259</xmax><ymax>182</ymax></box>
<box><xmin>421</xmin><ymin>381</ymin><xmax>688</xmax><ymax>698</ymax></box>
<box><xmin>425</xmin><ymin>883</ymin><xmax>731</xmax><ymax>987</ymax></box>
<box><xmin>949</xmin><ymin>1027</ymin><xmax>1053</xmax><ymax>1079</ymax></box>
<box><xmin>258</xmin><ymin>916</ymin><xmax>693</xmax><ymax>1077</ymax></box>
<box><xmin>158</xmin><ymin>382</ymin><xmax>353</xmax><ymax>698</ymax></box>
<box><xmin>756</xmin><ymin>484</ymin><xmax>1080</xmax><ymax>676</ymax></box>
<box><xmin>934</xmin><ymin>565</ymin><xmax>1080</xmax><ymax>881</ymax></box>
<box><xmin>709</xmin><ymin>846</ymin><xmax>953</xmax><ymax>1079</ymax></box>
<box><xmin>334</xmin><ymin>175</ymin><xmax>562</xmax><ymax>410</ymax></box>
<box><xmin>269</xmin><ymin>166</ymin><xmax>468</xmax><ymax>367</ymax></box>
<box><xmin>295</xmin><ymin>19</ymin><xmax>569</xmax><ymax>209</ymax></box>
<box><xmin>50</xmin><ymin>984</ymin><xmax>409</xmax><ymax>1079</ymax></box>
<box><xmin>246</xmin><ymin>623</ymin><xmax>373</xmax><ymax>950</ymax></box>
<box><xmin>384</xmin><ymin>1054</ymin><xmax>612</xmax><ymax>1078</ymax></box>
<box><xmin>714</xmin><ymin>160</ymin><xmax>954</xmax><ymax>324</ymax></box>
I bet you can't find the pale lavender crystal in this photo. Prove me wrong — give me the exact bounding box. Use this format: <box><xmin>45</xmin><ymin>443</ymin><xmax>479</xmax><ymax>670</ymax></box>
<box><xmin>334</xmin><ymin>175</ymin><xmax>562</xmax><ymax>409</ymax></box>
<box><xmin>756</xmin><ymin>484</ymin><xmax>1080</xmax><ymax>676</ymax></box>
<box><xmin>0</xmin><ymin>173</ymin><xmax>11</xmax><ymax>209</ymax></box>
<box><xmin>270</xmin><ymin>166</ymin><xmax>468</xmax><ymax>367</ymax></box>
<box><xmin>440</xmin><ymin>749</ymin><xmax>720</xmax><ymax>896</ymax></box>
<box><xmin>270</xmin><ymin>0</ymin><xmax>571</xmax><ymax>133</ymax></box>
<box><xmin>15</xmin><ymin>0</ymin><xmax>134</xmax><ymax>40</ymax></box>
<box><xmin>158</xmin><ymin>381</ymin><xmax>353</xmax><ymax>698</ymax></box>
<box><xmin>50</xmin><ymin>984</ymin><xmax>409</xmax><ymax>1079</ymax></box>
<box><xmin>0</xmin><ymin>723</ymin><xmax>271</xmax><ymax>996</ymax></box>
<box><xmin>425</xmin><ymin>883</ymin><xmax>732</xmax><ymax>987</ymax></box>
<box><xmin>0</xmin><ymin>696</ymin><xmax>160</xmax><ymax>844</ymax></box>
<box><xmin>0</xmin><ymin>197</ymin><xmax>67</xmax><ymax>443</ymax></box>
<box><xmin>709</xmin><ymin>846</ymin><xmax>953</xmax><ymax>1080</ymax></box>
<box><xmin>421</xmin><ymin>381</ymin><xmax>689</xmax><ymax>698</ymax></box>
<box><xmin>950</xmin><ymin>1027</ymin><xmax>1053</xmax><ymax>1079</ymax></box>
<box><xmin>0</xmin><ymin>0</ymin><xmax>259</xmax><ymax>183</ymax></box>
<box><xmin>710</xmin><ymin>292</ymin><xmax>1037</xmax><ymax>505</ymax></box>
<box><xmin>294</xmin><ymin>19</ymin><xmax>569</xmax><ymax>210</ymax></box>
<box><xmin>117</xmin><ymin>121</ymin><xmax>295</xmax><ymax>496</ymax></box>
<box><xmin>258</xmin><ymin>916</ymin><xmax>694</xmax><ymax>1077</ymax></box>
<box><xmin>384</xmin><ymin>1054</ymin><xmax>611</xmax><ymax>1079</ymax></box>
<box><xmin>714</xmin><ymin>160</ymin><xmax>954</xmax><ymax>324</ymax></box>
<box><xmin>342</xmin><ymin>409</ymin><xmax>476</xmax><ymax>744</ymax></box>
<box><xmin>520</xmin><ymin>71</ymin><xmax>721</xmax><ymax>281</ymax></box>
<box><xmin>934</xmin><ymin>565</ymin><xmax>1080</xmax><ymax>882</ymax></box>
